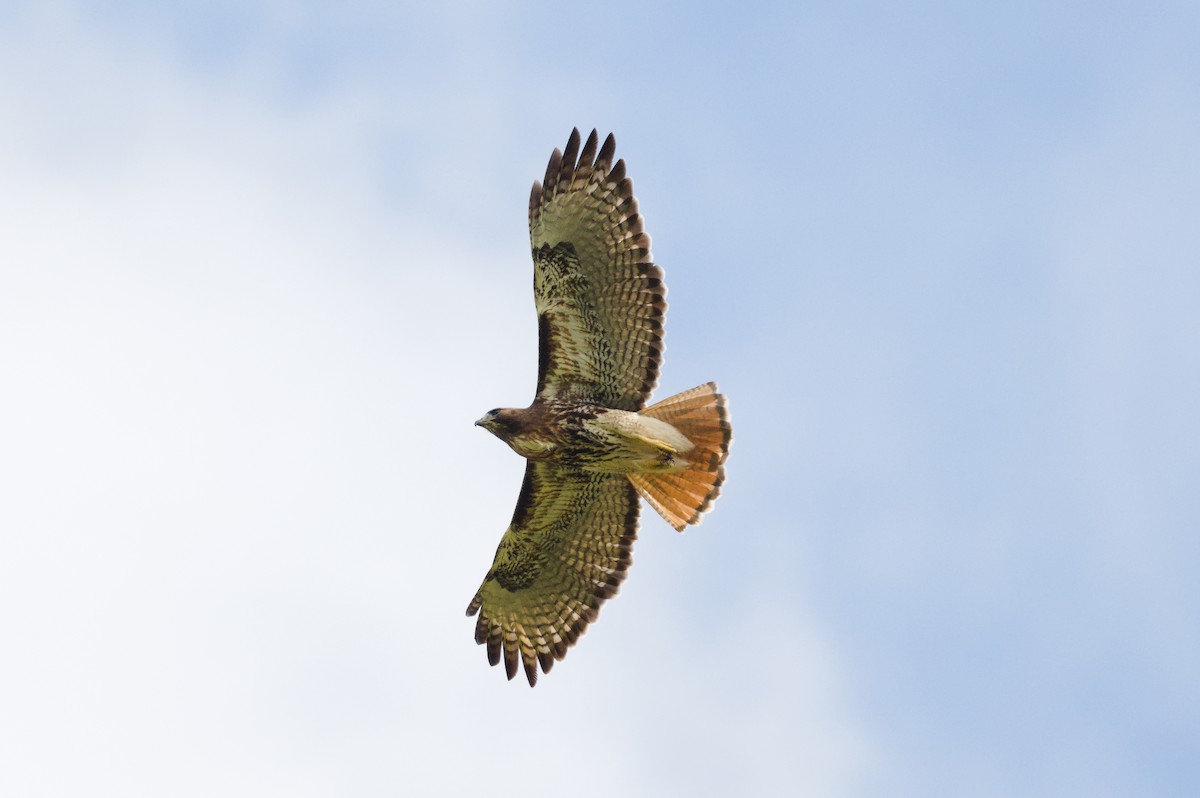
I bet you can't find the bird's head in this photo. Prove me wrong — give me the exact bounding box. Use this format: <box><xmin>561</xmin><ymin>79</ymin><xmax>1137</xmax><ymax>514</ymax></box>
<box><xmin>476</xmin><ymin>405</ymin><xmax>533</xmax><ymax>440</ymax></box>
<box><xmin>475</xmin><ymin>408</ymin><xmax>503</xmax><ymax>432</ymax></box>
<box><xmin>476</xmin><ymin>407</ymin><xmax>524</xmax><ymax>442</ymax></box>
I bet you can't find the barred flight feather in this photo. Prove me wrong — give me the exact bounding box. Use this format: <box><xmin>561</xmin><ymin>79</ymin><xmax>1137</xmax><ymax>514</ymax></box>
<box><xmin>468</xmin><ymin>131</ymin><xmax>732</xmax><ymax>686</ymax></box>
<box><xmin>529</xmin><ymin>128</ymin><xmax>666</xmax><ymax>411</ymax></box>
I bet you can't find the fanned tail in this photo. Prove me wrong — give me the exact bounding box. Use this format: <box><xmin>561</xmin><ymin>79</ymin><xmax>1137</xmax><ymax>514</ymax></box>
<box><xmin>628</xmin><ymin>382</ymin><xmax>732</xmax><ymax>531</ymax></box>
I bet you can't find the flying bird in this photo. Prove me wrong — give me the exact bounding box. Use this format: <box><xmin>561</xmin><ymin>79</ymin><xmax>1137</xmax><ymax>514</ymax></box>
<box><xmin>468</xmin><ymin>129</ymin><xmax>732</xmax><ymax>686</ymax></box>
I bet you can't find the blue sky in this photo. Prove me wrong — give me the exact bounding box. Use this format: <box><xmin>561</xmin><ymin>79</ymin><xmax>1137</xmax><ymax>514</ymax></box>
<box><xmin>2</xmin><ymin>2</ymin><xmax>1198</xmax><ymax>796</ymax></box>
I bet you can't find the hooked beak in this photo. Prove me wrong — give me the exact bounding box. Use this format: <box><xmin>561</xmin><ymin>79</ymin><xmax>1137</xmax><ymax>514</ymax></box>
<box><xmin>474</xmin><ymin>417</ymin><xmax>488</xmax><ymax>428</ymax></box>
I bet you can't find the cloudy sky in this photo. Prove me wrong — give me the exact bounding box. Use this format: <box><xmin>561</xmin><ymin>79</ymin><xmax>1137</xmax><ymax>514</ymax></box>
<box><xmin>2</xmin><ymin>2</ymin><xmax>1198</xmax><ymax>796</ymax></box>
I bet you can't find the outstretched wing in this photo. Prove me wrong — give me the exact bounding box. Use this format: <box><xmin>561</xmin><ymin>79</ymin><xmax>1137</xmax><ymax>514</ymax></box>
<box><xmin>466</xmin><ymin>460</ymin><xmax>639</xmax><ymax>686</ymax></box>
<box><xmin>530</xmin><ymin>128</ymin><xmax>667</xmax><ymax>412</ymax></box>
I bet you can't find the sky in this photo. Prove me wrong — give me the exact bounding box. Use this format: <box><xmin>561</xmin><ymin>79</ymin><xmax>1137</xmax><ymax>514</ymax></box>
<box><xmin>1</xmin><ymin>1</ymin><xmax>1198</xmax><ymax>796</ymax></box>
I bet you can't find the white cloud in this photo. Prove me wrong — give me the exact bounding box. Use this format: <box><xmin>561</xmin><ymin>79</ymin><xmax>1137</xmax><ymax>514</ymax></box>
<box><xmin>0</xmin><ymin>8</ymin><xmax>869</xmax><ymax>797</ymax></box>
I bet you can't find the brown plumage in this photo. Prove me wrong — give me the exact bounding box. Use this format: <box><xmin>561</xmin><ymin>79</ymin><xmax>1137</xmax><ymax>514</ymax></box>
<box><xmin>468</xmin><ymin>129</ymin><xmax>733</xmax><ymax>686</ymax></box>
<box><xmin>629</xmin><ymin>383</ymin><xmax>731</xmax><ymax>530</ymax></box>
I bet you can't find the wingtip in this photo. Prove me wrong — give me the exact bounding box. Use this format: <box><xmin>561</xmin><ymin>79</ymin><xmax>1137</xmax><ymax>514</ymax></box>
<box><xmin>529</xmin><ymin>180</ymin><xmax>542</xmax><ymax>219</ymax></box>
<box><xmin>562</xmin><ymin>128</ymin><xmax>581</xmax><ymax>168</ymax></box>
<box><xmin>543</xmin><ymin>148</ymin><xmax>563</xmax><ymax>191</ymax></box>
<box><xmin>523</xmin><ymin>658</ymin><xmax>539</xmax><ymax>687</ymax></box>
<box><xmin>597</xmin><ymin>132</ymin><xmax>616</xmax><ymax>169</ymax></box>
<box><xmin>579</xmin><ymin>129</ymin><xmax>600</xmax><ymax>168</ymax></box>
<box><xmin>609</xmin><ymin>157</ymin><xmax>626</xmax><ymax>183</ymax></box>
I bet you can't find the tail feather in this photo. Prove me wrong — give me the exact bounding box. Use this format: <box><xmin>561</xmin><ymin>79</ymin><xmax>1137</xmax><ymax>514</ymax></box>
<box><xmin>629</xmin><ymin>382</ymin><xmax>732</xmax><ymax>531</ymax></box>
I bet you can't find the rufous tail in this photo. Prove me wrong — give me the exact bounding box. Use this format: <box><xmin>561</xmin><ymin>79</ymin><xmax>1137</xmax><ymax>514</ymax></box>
<box><xmin>628</xmin><ymin>382</ymin><xmax>732</xmax><ymax>531</ymax></box>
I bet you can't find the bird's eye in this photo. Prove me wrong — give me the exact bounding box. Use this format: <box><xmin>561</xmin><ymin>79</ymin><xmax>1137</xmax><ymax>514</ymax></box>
<box><xmin>488</xmin><ymin>408</ymin><xmax>501</xmax><ymax>417</ymax></box>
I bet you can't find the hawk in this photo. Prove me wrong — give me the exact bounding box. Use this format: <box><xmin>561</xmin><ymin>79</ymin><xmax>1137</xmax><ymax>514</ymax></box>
<box><xmin>468</xmin><ymin>129</ymin><xmax>732</xmax><ymax>686</ymax></box>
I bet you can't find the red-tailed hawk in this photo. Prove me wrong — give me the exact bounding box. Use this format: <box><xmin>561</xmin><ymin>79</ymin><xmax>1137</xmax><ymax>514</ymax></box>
<box><xmin>468</xmin><ymin>129</ymin><xmax>732</xmax><ymax>686</ymax></box>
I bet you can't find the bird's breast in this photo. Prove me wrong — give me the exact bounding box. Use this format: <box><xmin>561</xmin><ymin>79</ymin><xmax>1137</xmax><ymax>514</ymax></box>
<box><xmin>507</xmin><ymin>432</ymin><xmax>558</xmax><ymax>459</ymax></box>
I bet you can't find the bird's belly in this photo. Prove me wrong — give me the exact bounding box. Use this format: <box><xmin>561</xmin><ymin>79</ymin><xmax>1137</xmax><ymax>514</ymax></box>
<box><xmin>570</xmin><ymin>410</ymin><xmax>694</xmax><ymax>474</ymax></box>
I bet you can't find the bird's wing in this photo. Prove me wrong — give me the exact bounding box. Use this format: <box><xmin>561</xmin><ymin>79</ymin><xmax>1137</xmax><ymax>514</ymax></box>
<box><xmin>529</xmin><ymin>128</ymin><xmax>667</xmax><ymax>411</ymax></box>
<box><xmin>466</xmin><ymin>460</ymin><xmax>639</xmax><ymax>686</ymax></box>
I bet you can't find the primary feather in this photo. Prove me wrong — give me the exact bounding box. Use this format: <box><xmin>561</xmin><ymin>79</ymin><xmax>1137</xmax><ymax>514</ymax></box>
<box><xmin>469</xmin><ymin>130</ymin><xmax>731</xmax><ymax>686</ymax></box>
